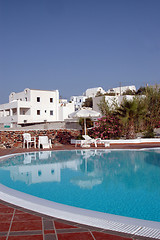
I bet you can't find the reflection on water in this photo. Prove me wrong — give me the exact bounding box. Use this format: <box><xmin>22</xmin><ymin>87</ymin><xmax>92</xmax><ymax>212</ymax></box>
<box><xmin>0</xmin><ymin>149</ymin><xmax>160</xmax><ymax>190</ymax></box>
<box><xmin>0</xmin><ymin>149</ymin><xmax>160</xmax><ymax>221</ymax></box>
<box><xmin>144</xmin><ymin>150</ymin><xmax>160</xmax><ymax>167</ymax></box>
<box><xmin>0</xmin><ymin>151</ymin><xmax>81</xmax><ymax>185</ymax></box>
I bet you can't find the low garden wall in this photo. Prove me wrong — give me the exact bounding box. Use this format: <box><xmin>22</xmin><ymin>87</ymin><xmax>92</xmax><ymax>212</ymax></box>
<box><xmin>0</xmin><ymin>129</ymin><xmax>80</xmax><ymax>149</ymax></box>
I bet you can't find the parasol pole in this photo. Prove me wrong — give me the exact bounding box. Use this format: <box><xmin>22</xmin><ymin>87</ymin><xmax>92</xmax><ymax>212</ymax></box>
<box><xmin>84</xmin><ymin>118</ymin><xmax>87</xmax><ymax>135</ymax></box>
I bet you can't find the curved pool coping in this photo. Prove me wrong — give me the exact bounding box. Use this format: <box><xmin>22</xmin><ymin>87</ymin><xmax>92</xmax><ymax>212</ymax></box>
<box><xmin>0</xmin><ymin>150</ymin><xmax>160</xmax><ymax>239</ymax></box>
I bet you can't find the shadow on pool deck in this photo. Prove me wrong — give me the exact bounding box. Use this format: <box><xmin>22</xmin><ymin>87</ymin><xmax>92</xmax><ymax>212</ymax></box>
<box><xmin>0</xmin><ymin>144</ymin><xmax>160</xmax><ymax>240</ymax></box>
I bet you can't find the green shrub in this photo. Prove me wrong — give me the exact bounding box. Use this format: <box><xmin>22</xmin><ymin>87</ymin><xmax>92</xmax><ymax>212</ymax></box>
<box><xmin>143</xmin><ymin>127</ymin><xmax>155</xmax><ymax>138</ymax></box>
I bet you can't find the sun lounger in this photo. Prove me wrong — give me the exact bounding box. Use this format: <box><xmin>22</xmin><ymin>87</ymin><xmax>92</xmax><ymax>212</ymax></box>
<box><xmin>75</xmin><ymin>140</ymin><xmax>90</xmax><ymax>147</ymax></box>
<box><xmin>82</xmin><ymin>135</ymin><xmax>110</xmax><ymax>147</ymax></box>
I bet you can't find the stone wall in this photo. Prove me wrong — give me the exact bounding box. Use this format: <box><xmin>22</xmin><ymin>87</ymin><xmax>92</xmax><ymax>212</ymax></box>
<box><xmin>0</xmin><ymin>129</ymin><xmax>80</xmax><ymax>149</ymax></box>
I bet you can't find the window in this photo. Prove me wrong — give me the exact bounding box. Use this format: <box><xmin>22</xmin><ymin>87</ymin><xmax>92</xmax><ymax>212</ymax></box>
<box><xmin>50</xmin><ymin>110</ymin><xmax>53</xmax><ymax>115</ymax></box>
<box><xmin>37</xmin><ymin>110</ymin><xmax>40</xmax><ymax>115</ymax></box>
<box><xmin>25</xmin><ymin>97</ymin><xmax>27</xmax><ymax>101</ymax></box>
<box><xmin>37</xmin><ymin>97</ymin><xmax>40</xmax><ymax>102</ymax></box>
<box><xmin>50</xmin><ymin>98</ymin><xmax>53</xmax><ymax>103</ymax></box>
<box><xmin>45</xmin><ymin>110</ymin><xmax>47</xmax><ymax>113</ymax></box>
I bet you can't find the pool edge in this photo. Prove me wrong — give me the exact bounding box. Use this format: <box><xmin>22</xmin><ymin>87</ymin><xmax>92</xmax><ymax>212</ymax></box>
<box><xmin>0</xmin><ymin>182</ymin><xmax>160</xmax><ymax>239</ymax></box>
<box><xmin>0</xmin><ymin>150</ymin><xmax>160</xmax><ymax>239</ymax></box>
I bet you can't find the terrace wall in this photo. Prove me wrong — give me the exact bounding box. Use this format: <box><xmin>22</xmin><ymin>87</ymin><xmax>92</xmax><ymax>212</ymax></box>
<box><xmin>0</xmin><ymin>129</ymin><xmax>80</xmax><ymax>149</ymax></box>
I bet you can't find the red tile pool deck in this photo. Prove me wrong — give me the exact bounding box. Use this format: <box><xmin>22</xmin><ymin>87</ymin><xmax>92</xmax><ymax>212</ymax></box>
<box><xmin>0</xmin><ymin>199</ymin><xmax>135</xmax><ymax>240</ymax></box>
<box><xmin>0</xmin><ymin>144</ymin><xmax>160</xmax><ymax>240</ymax></box>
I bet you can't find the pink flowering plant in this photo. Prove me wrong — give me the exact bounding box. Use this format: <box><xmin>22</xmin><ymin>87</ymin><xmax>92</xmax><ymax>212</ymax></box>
<box><xmin>88</xmin><ymin>115</ymin><xmax>123</xmax><ymax>139</ymax></box>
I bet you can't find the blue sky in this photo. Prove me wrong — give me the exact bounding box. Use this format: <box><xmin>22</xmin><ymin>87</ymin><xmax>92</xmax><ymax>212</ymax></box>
<box><xmin>0</xmin><ymin>0</ymin><xmax>160</xmax><ymax>103</ymax></box>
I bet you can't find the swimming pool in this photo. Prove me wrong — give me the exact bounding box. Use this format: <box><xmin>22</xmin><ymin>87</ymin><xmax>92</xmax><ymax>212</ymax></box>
<box><xmin>0</xmin><ymin>149</ymin><xmax>160</xmax><ymax>223</ymax></box>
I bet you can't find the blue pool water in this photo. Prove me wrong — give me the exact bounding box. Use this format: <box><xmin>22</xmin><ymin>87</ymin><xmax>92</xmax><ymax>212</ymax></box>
<box><xmin>0</xmin><ymin>149</ymin><xmax>160</xmax><ymax>222</ymax></box>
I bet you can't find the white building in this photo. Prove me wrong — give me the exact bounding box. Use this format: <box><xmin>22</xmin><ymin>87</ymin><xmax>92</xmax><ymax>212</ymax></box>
<box><xmin>70</xmin><ymin>87</ymin><xmax>105</xmax><ymax>111</ymax></box>
<box><xmin>0</xmin><ymin>88</ymin><xmax>74</xmax><ymax>128</ymax></box>
<box><xmin>106</xmin><ymin>85</ymin><xmax>136</xmax><ymax>96</ymax></box>
<box><xmin>84</xmin><ymin>87</ymin><xmax>106</xmax><ymax>97</ymax></box>
<box><xmin>70</xmin><ymin>96</ymin><xmax>87</xmax><ymax>111</ymax></box>
<box><xmin>59</xmin><ymin>100</ymin><xmax>75</xmax><ymax>121</ymax></box>
<box><xmin>93</xmin><ymin>95</ymin><xmax>136</xmax><ymax>113</ymax></box>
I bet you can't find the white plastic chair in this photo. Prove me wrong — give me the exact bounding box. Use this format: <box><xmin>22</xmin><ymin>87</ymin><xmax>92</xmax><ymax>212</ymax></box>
<box><xmin>38</xmin><ymin>136</ymin><xmax>52</xmax><ymax>149</ymax></box>
<box><xmin>23</xmin><ymin>133</ymin><xmax>36</xmax><ymax>149</ymax></box>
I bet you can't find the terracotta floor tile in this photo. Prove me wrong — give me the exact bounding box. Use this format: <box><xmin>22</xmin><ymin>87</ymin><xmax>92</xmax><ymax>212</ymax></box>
<box><xmin>54</xmin><ymin>221</ymin><xmax>78</xmax><ymax>230</ymax></box>
<box><xmin>0</xmin><ymin>203</ymin><xmax>7</xmax><ymax>208</ymax></box>
<box><xmin>92</xmin><ymin>231</ymin><xmax>132</xmax><ymax>240</ymax></box>
<box><xmin>0</xmin><ymin>207</ymin><xmax>14</xmax><ymax>214</ymax></box>
<box><xmin>10</xmin><ymin>220</ymin><xmax>42</xmax><ymax>231</ymax></box>
<box><xmin>57</xmin><ymin>231</ymin><xmax>94</xmax><ymax>240</ymax></box>
<box><xmin>0</xmin><ymin>222</ymin><xmax>10</xmax><ymax>232</ymax></box>
<box><xmin>15</xmin><ymin>209</ymin><xmax>28</xmax><ymax>214</ymax></box>
<box><xmin>0</xmin><ymin>235</ymin><xmax>7</xmax><ymax>240</ymax></box>
<box><xmin>43</xmin><ymin>219</ymin><xmax>54</xmax><ymax>230</ymax></box>
<box><xmin>0</xmin><ymin>237</ymin><xmax>7</xmax><ymax>240</ymax></box>
<box><xmin>0</xmin><ymin>213</ymin><xmax>13</xmax><ymax>222</ymax></box>
<box><xmin>13</xmin><ymin>212</ymin><xmax>41</xmax><ymax>221</ymax></box>
<box><xmin>8</xmin><ymin>235</ymin><xmax>43</xmax><ymax>240</ymax></box>
<box><xmin>15</xmin><ymin>209</ymin><xmax>34</xmax><ymax>214</ymax></box>
<box><xmin>44</xmin><ymin>229</ymin><xmax>55</xmax><ymax>234</ymax></box>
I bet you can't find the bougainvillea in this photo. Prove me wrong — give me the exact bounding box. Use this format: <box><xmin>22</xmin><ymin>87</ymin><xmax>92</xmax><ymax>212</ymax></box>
<box><xmin>88</xmin><ymin>115</ymin><xmax>123</xmax><ymax>139</ymax></box>
<box><xmin>155</xmin><ymin>120</ymin><xmax>160</xmax><ymax>128</ymax></box>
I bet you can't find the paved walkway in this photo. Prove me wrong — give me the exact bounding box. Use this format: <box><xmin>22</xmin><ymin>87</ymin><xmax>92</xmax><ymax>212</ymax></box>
<box><xmin>0</xmin><ymin>199</ymin><xmax>135</xmax><ymax>240</ymax></box>
<box><xmin>0</xmin><ymin>144</ymin><xmax>160</xmax><ymax>240</ymax></box>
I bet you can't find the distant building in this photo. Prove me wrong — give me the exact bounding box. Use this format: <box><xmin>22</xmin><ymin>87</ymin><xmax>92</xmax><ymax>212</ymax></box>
<box><xmin>70</xmin><ymin>87</ymin><xmax>106</xmax><ymax>111</ymax></box>
<box><xmin>0</xmin><ymin>88</ymin><xmax>74</xmax><ymax>128</ymax></box>
<box><xmin>84</xmin><ymin>87</ymin><xmax>106</xmax><ymax>97</ymax></box>
<box><xmin>106</xmin><ymin>85</ymin><xmax>136</xmax><ymax>96</ymax></box>
<box><xmin>59</xmin><ymin>100</ymin><xmax>74</xmax><ymax>121</ymax></box>
<box><xmin>93</xmin><ymin>95</ymin><xmax>136</xmax><ymax>113</ymax></box>
<box><xmin>70</xmin><ymin>96</ymin><xmax>87</xmax><ymax>111</ymax></box>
